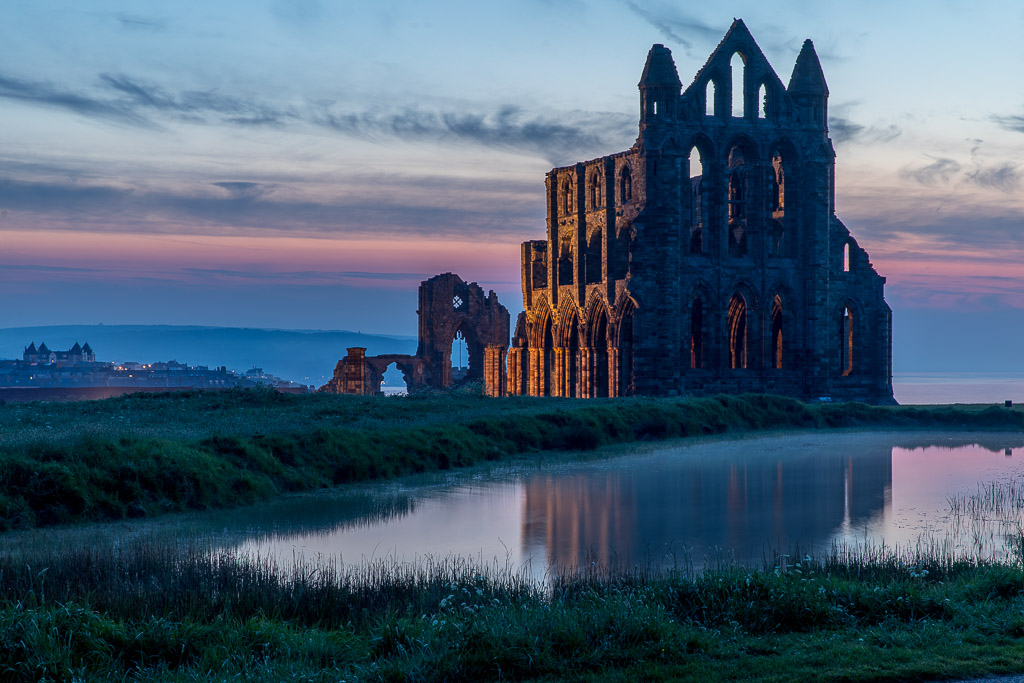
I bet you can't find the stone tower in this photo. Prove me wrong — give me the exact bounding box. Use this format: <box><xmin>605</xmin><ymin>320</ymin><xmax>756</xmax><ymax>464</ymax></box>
<box><xmin>507</xmin><ymin>20</ymin><xmax>894</xmax><ymax>403</ymax></box>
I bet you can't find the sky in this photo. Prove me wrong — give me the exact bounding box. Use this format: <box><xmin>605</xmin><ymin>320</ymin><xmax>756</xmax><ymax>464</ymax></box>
<box><xmin>1</xmin><ymin>0</ymin><xmax>1023</xmax><ymax>371</ymax></box>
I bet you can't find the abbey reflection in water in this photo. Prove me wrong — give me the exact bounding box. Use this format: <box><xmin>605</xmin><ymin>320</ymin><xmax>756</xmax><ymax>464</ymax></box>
<box><xmin>521</xmin><ymin>443</ymin><xmax>893</xmax><ymax>568</ymax></box>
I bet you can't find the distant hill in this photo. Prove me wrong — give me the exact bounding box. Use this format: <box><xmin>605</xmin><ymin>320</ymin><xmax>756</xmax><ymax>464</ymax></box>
<box><xmin>0</xmin><ymin>325</ymin><xmax>417</xmax><ymax>387</ymax></box>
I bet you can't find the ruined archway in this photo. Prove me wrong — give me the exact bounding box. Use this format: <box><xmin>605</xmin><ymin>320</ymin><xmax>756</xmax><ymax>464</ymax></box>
<box><xmin>588</xmin><ymin>303</ymin><xmax>610</xmax><ymax>398</ymax></box>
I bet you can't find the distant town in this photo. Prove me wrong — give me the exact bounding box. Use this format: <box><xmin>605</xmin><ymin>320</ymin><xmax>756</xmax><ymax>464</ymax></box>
<box><xmin>0</xmin><ymin>342</ymin><xmax>309</xmax><ymax>401</ymax></box>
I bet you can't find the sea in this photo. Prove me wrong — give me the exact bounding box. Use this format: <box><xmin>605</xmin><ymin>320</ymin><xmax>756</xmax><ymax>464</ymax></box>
<box><xmin>893</xmin><ymin>372</ymin><xmax>1024</xmax><ymax>405</ymax></box>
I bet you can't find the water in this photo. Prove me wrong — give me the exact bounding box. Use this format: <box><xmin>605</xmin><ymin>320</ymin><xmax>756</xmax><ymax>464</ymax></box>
<box><xmin>211</xmin><ymin>432</ymin><xmax>1024</xmax><ymax>579</ymax></box>
<box><xmin>893</xmin><ymin>372</ymin><xmax>1024</xmax><ymax>405</ymax></box>
<box><xmin>8</xmin><ymin>432</ymin><xmax>1024</xmax><ymax>580</ymax></box>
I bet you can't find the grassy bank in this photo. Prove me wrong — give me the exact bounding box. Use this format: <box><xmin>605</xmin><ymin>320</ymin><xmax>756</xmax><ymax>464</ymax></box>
<box><xmin>4</xmin><ymin>537</ymin><xmax>1024</xmax><ymax>681</ymax></box>
<box><xmin>0</xmin><ymin>390</ymin><xmax>1022</xmax><ymax>531</ymax></box>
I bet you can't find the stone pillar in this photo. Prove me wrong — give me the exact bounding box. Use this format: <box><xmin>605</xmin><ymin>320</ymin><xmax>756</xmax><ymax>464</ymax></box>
<box><xmin>607</xmin><ymin>347</ymin><xmax>619</xmax><ymax>398</ymax></box>
<box><xmin>553</xmin><ymin>347</ymin><xmax>566</xmax><ymax>397</ymax></box>
<box><xmin>484</xmin><ymin>344</ymin><xmax>508</xmax><ymax>397</ymax></box>
<box><xmin>505</xmin><ymin>347</ymin><xmax>522</xmax><ymax>396</ymax></box>
<box><xmin>529</xmin><ymin>347</ymin><xmax>542</xmax><ymax>396</ymax></box>
<box><xmin>343</xmin><ymin>347</ymin><xmax>367</xmax><ymax>395</ymax></box>
<box><xmin>579</xmin><ymin>347</ymin><xmax>593</xmax><ymax>398</ymax></box>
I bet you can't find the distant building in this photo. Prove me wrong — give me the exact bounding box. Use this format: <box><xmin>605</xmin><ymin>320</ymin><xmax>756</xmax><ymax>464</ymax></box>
<box><xmin>23</xmin><ymin>341</ymin><xmax>96</xmax><ymax>365</ymax></box>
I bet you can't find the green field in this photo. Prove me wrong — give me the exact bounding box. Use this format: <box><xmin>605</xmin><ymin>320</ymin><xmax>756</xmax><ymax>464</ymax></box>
<box><xmin>3</xmin><ymin>390</ymin><xmax>1024</xmax><ymax>681</ymax></box>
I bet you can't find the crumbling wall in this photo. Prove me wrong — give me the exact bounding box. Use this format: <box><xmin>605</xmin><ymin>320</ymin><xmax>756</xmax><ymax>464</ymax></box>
<box><xmin>320</xmin><ymin>273</ymin><xmax>510</xmax><ymax>396</ymax></box>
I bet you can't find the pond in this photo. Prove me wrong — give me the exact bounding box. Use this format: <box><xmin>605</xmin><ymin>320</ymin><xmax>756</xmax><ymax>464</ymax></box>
<box><xmin>215</xmin><ymin>432</ymin><xmax>1024</xmax><ymax>578</ymax></box>
<box><xmin>7</xmin><ymin>432</ymin><xmax>1024</xmax><ymax>580</ymax></box>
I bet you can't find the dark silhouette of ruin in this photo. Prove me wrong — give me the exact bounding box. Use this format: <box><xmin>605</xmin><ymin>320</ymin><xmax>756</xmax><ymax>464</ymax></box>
<box><xmin>323</xmin><ymin>21</ymin><xmax>894</xmax><ymax>403</ymax></box>
<box><xmin>506</xmin><ymin>21</ymin><xmax>893</xmax><ymax>403</ymax></box>
<box><xmin>320</xmin><ymin>273</ymin><xmax>510</xmax><ymax>395</ymax></box>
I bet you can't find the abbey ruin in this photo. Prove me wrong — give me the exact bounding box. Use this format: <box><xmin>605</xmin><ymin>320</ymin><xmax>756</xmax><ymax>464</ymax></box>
<box><xmin>506</xmin><ymin>20</ymin><xmax>893</xmax><ymax>403</ymax></box>
<box><xmin>324</xmin><ymin>21</ymin><xmax>894</xmax><ymax>404</ymax></box>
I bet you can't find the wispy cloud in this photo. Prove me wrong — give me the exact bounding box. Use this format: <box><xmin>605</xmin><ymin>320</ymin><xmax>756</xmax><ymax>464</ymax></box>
<box><xmin>992</xmin><ymin>114</ymin><xmax>1024</xmax><ymax>134</ymax></box>
<box><xmin>965</xmin><ymin>163</ymin><xmax>1021</xmax><ymax>192</ymax></box>
<box><xmin>897</xmin><ymin>152</ymin><xmax>1020</xmax><ymax>193</ymax></box>
<box><xmin>0</xmin><ymin>175</ymin><xmax>541</xmax><ymax>239</ymax></box>
<box><xmin>0</xmin><ymin>74</ymin><xmax>155</xmax><ymax>128</ymax></box>
<box><xmin>898</xmin><ymin>156</ymin><xmax>961</xmax><ymax>186</ymax></box>
<box><xmin>212</xmin><ymin>182</ymin><xmax>277</xmax><ymax>200</ymax></box>
<box><xmin>829</xmin><ymin>115</ymin><xmax>901</xmax><ymax>145</ymax></box>
<box><xmin>98</xmin><ymin>74</ymin><xmax>292</xmax><ymax>127</ymax></box>
<box><xmin>620</xmin><ymin>2</ymin><xmax>720</xmax><ymax>51</ymax></box>
<box><xmin>314</xmin><ymin>105</ymin><xmax>634</xmax><ymax>165</ymax></box>
<box><xmin>182</xmin><ymin>267</ymin><xmax>431</xmax><ymax>282</ymax></box>
<box><xmin>0</xmin><ymin>68</ymin><xmax>632</xmax><ymax>165</ymax></box>
<box><xmin>114</xmin><ymin>13</ymin><xmax>167</xmax><ymax>32</ymax></box>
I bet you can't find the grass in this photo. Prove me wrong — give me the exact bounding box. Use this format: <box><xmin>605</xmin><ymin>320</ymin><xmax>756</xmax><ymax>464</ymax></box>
<box><xmin>3</xmin><ymin>536</ymin><xmax>1024</xmax><ymax>680</ymax></box>
<box><xmin>0</xmin><ymin>388</ymin><xmax>1022</xmax><ymax>530</ymax></box>
<box><xmin>3</xmin><ymin>390</ymin><xmax>1024</xmax><ymax>680</ymax></box>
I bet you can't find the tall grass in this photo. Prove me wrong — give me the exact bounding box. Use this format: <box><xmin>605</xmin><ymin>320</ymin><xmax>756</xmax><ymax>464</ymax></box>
<box><xmin>3</xmin><ymin>535</ymin><xmax>1024</xmax><ymax>681</ymax></box>
<box><xmin>0</xmin><ymin>390</ymin><xmax>1022</xmax><ymax>531</ymax></box>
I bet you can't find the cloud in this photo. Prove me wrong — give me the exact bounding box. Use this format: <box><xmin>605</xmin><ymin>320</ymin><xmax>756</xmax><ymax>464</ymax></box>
<box><xmin>992</xmin><ymin>114</ymin><xmax>1024</xmax><ymax>134</ymax></box>
<box><xmin>898</xmin><ymin>156</ymin><xmax>961</xmax><ymax>186</ymax></box>
<box><xmin>897</xmin><ymin>152</ymin><xmax>1020</xmax><ymax>193</ymax></box>
<box><xmin>182</xmin><ymin>268</ymin><xmax>432</xmax><ymax>282</ymax></box>
<box><xmin>621</xmin><ymin>2</ymin><xmax>720</xmax><ymax>51</ymax></box>
<box><xmin>965</xmin><ymin>163</ymin><xmax>1021</xmax><ymax>192</ymax></box>
<box><xmin>98</xmin><ymin>74</ymin><xmax>291</xmax><ymax>127</ymax></box>
<box><xmin>0</xmin><ymin>73</ymin><xmax>155</xmax><ymax>127</ymax></box>
<box><xmin>212</xmin><ymin>182</ymin><xmax>276</xmax><ymax>200</ymax></box>
<box><xmin>0</xmin><ymin>264</ymin><xmax>102</xmax><ymax>274</ymax></box>
<box><xmin>0</xmin><ymin>174</ymin><xmax>541</xmax><ymax>240</ymax></box>
<box><xmin>0</xmin><ymin>67</ymin><xmax>630</xmax><ymax>164</ymax></box>
<box><xmin>829</xmin><ymin>115</ymin><xmax>901</xmax><ymax>145</ymax></box>
<box><xmin>315</xmin><ymin>105</ymin><xmax>634</xmax><ymax>166</ymax></box>
<box><xmin>114</xmin><ymin>13</ymin><xmax>167</xmax><ymax>32</ymax></box>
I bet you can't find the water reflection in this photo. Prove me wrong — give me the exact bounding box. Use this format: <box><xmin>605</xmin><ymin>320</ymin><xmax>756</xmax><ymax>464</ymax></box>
<box><xmin>214</xmin><ymin>434</ymin><xmax>1024</xmax><ymax>580</ymax></box>
<box><xmin>10</xmin><ymin>433</ymin><xmax>1023</xmax><ymax>582</ymax></box>
<box><xmin>521</xmin><ymin>439</ymin><xmax>894</xmax><ymax>571</ymax></box>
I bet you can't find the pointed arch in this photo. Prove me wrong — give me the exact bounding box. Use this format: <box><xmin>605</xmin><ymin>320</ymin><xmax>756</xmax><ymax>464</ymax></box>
<box><xmin>562</xmin><ymin>178</ymin><xmax>574</xmax><ymax>215</ymax></box>
<box><xmin>705</xmin><ymin>79</ymin><xmax>717</xmax><ymax>116</ymax></box>
<box><xmin>730</xmin><ymin>52</ymin><xmax>746</xmax><ymax>118</ymax></box>
<box><xmin>619</xmin><ymin>164</ymin><xmax>633</xmax><ymax>204</ymax></box>
<box><xmin>837</xmin><ymin>300</ymin><xmax>857</xmax><ymax>376</ymax></box>
<box><xmin>685</xmin><ymin>282</ymin><xmax>713</xmax><ymax>371</ymax></box>
<box><xmin>529</xmin><ymin>304</ymin><xmax>555</xmax><ymax>397</ymax></box>
<box><xmin>558</xmin><ymin>305</ymin><xmax>583</xmax><ymax>398</ymax></box>
<box><xmin>757</xmin><ymin>81</ymin><xmax>768</xmax><ymax>119</ymax></box>
<box><xmin>589</xmin><ymin>170</ymin><xmax>602</xmax><ymax>210</ymax></box>
<box><xmin>585</xmin><ymin>295</ymin><xmax>612</xmax><ymax>398</ymax></box>
<box><xmin>613</xmin><ymin>297</ymin><xmax>637</xmax><ymax>397</ymax></box>
<box><xmin>727</xmin><ymin>293</ymin><xmax>747</xmax><ymax>369</ymax></box>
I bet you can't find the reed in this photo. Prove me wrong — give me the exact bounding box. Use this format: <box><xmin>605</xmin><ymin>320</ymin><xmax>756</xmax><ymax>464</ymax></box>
<box><xmin>3</xmin><ymin>534</ymin><xmax>1024</xmax><ymax>681</ymax></box>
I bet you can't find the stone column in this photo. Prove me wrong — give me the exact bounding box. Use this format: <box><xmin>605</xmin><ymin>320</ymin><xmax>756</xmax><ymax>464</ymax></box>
<box><xmin>484</xmin><ymin>344</ymin><xmax>508</xmax><ymax>397</ymax></box>
<box><xmin>528</xmin><ymin>347</ymin><xmax>542</xmax><ymax>397</ymax></box>
<box><xmin>343</xmin><ymin>347</ymin><xmax>367</xmax><ymax>395</ymax></box>
<box><xmin>553</xmin><ymin>347</ymin><xmax>565</xmax><ymax>397</ymax></box>
<box><xmin>579</xmin><ymin>347</ymin><xmax>593</xmax><ymax>399</ymax></box>
<box><xmin>607</xmin><ymin>347</ymin><xmax>619</xmax><ymax>398</ymax></box>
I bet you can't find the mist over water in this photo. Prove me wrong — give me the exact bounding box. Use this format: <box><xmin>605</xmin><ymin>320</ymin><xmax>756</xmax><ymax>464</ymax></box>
<box><xmin>208</xmin><ymin>432</ymin><xmax>1024</xmax><ymax>580</ymax></box>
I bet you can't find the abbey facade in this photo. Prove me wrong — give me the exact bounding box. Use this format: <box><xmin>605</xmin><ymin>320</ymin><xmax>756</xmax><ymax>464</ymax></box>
<box><xmin>506</xmin><ymin>21</ymin><xmax>894</xmax><ymax>403</ymax></box>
